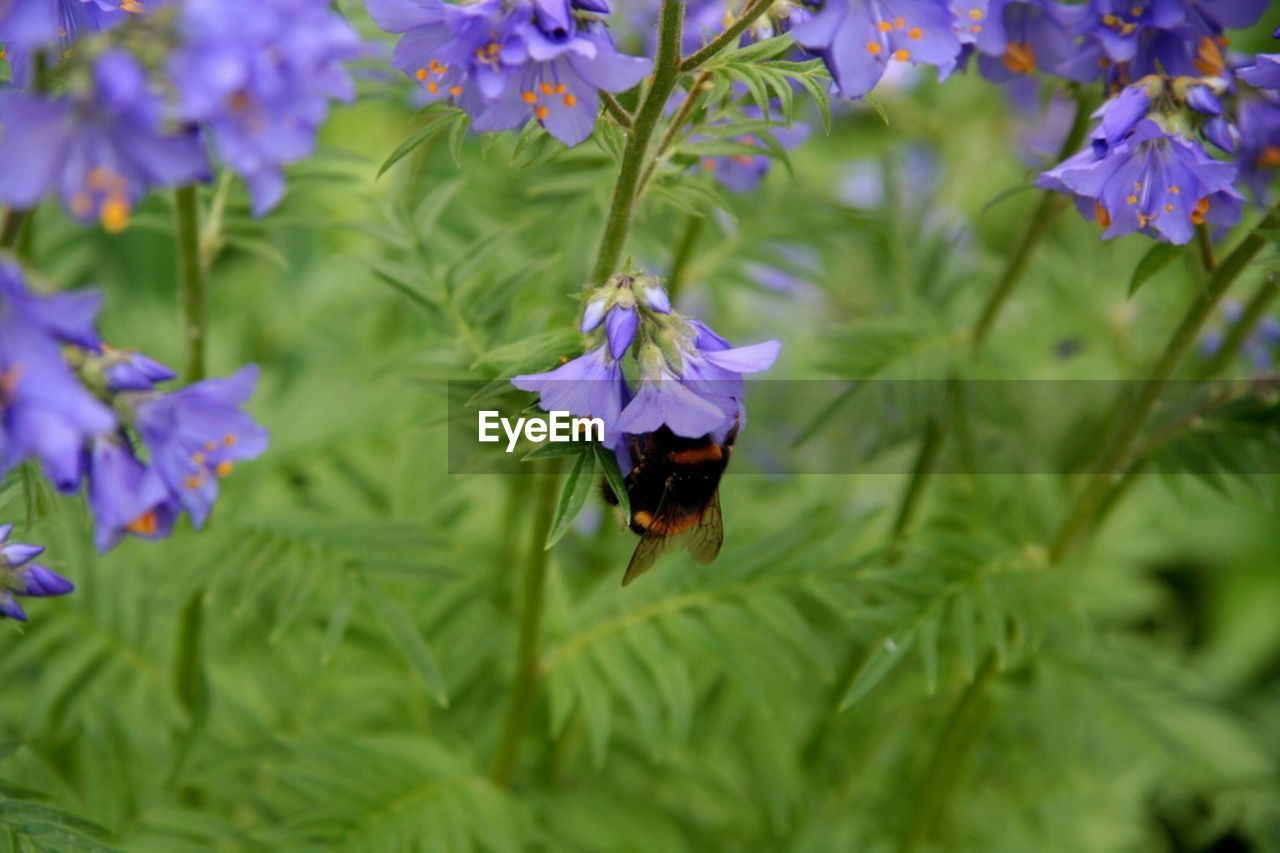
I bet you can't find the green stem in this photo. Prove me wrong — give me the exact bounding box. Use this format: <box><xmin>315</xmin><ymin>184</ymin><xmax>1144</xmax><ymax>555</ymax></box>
<box><xmin>1049</xmin><ymin>207</ymin><xmax>1279</xmax><ymax>563</ymax></box>
<box><xmin>491</xmin><ymin>464</ymin><xmax>561</xmax><ymax>788</ymax></box>
<box><xmin>175</xmin><ymin>186</ymin><xmax>208</xmax><ymax>382</ymax></box>
<box><xmin>896</xmin><ymin>656</ymin><xmax>997</xmax><ymax>853</ymax></box>
<box><xmin>890</xmin><ymin>418</ymin><xmax>944</xmax><ymax>541</ymax></box>
<box><xmin>679</xmin><ymin>0</ymin><xmax>773</xmax><ymax>72</ymax></box>
<box><xmin>589</xmin><ymin>0</ymin><xmax>686</xmax><ymax>284</ymax></box>
<box><xmin>600</xmin><ymin>91</ymin><xmax>634</xmax><ymax>128</ymax></box>
<box><xmin>971</xmin><ymin>91</ymin><xmax>1092</xmax><ymax>348</ymax></box>
<box><xmin>1197</xmin><ymin>274</ymin><xmax>1278</xmax><ymax>379</ymax></box>
<box><xmin>666</xmin><ymin>211</ymin><xmax>706</xmax><ymax>301</ymax></box>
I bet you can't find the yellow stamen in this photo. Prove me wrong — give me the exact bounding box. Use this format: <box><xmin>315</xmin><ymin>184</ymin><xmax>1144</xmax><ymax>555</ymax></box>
<box><xmin>215</xmin><ymin>461</ymin><xmax>235</xmax><ymax>478</ymax></box>
<box><xmin>893</xmin><ymin>48</ymin><xmax>911</xmax><ymax>61</ymax></box>
<box><xmin>866</xmin><ymin>41</ymin><xmax>882</xmax><ymax>55</ymax></box>
<box><xmin>100</xmin><ymin>196</ymin><xmax>130</xmax><ymax>234</ymax></box>
<box><xmin>1002</xmin><ymin>42</ymin><xmax>1037</xmax><ymax>74</ymax></box>
<box><xmin>126</xmin><ymin>511</ymin><xmax>158</xmax><ymax>536</ymax></box>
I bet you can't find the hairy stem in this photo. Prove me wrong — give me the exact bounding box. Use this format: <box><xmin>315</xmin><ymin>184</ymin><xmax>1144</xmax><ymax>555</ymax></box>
<box><xmin>175</xmin><ymin>185</ymin><xmax>208</xmax><ymax>382</ymax></box>
<box><xmin>638</xmin><ymin>71</ymin><xmax>713</xmax><ymax>194</ymax></box>
<box><xmin>1049</xmin><ymin>208</ymin><xmax>1279</xmax><ymax>563</ymax></box>
<box><xmin>491</xmin><ymin>465</ymin><xmax>561</xmax><ymax>788</ymax></box>
<box><xmin>600</xmin><ymin>91</ymin><xmax>634</xmax><ymax>128</ymax></box>
<box><xmin>680</xmin><ymin>0</ymin><xmax>773</xmax><ymax>72</ymax></box>
<box><xmin>590</xmin><ymin>0</ymin><xmax>686</xmax><ymax>284</ymax></box>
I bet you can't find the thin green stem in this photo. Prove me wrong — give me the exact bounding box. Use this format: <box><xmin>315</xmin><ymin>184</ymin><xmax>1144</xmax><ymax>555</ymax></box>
<box><xmin>638</xmin><ymin>71</ymin><xmax>713</xmax><ymax>195</ymax></box>
<box><xmin>600</xmin><ymin>91</ymin><xmax>633</xmax><ymax>128</ymax></box>
<box><xmin>680</xmin><ymin>0</ymin><xmax>773</xmax><ymax>72</ymax></box>
<box><xmin>890</xmin><ymin>418</ymin><xmax>944</xmax><ymax>541</ymax></box>
<box><xmin>590</xmin><ymin>0</ymin><xmax>686</xmax><ymax>284</ymax></box>
<box><xmin>1196</xmin><ymin>223</ymin><xmax>1217</xmax><ymax>273</ymax></box>
<box><xmin>897</xmin><ymin>656</ymin><xmax>997</xmax><ymax>853</ymax></box>
<box><xmin>666</xmin><ymin>211</ymin><xmax>706</xmax><ymax>301</ymax></box>
<box><xmin>491</xmin><ymin>465</ymin><xmax>561</xmax><ymax>788</ymax></box>
<box><xmin>1197</xmin><ymin>274</ymin><xmax>1278</xmax><ymax>379</ymax></box>
<box><xmin>1049</xmin><ymin>207</ymin><xmax>1279</xmax><ymax>563</ymax></box>
<box><xmin>972</xmin><ymin>91</ymin><xmax>1092</xmax><ymax>348</ymax></box>
<box><xmin>175</xmin><ymin>186</ymin><xmax>208</xmax><ymax>382</ymax></box>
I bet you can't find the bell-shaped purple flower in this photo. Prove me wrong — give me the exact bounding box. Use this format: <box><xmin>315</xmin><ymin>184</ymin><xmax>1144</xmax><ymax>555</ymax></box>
<box><xmin>87</xmin><ymin>435</ymin><xmax>180</xmax><ymax>553</ymax></box>
<box><xmin>512</xmin><ymin>345</ymin><xmax>628</xmax><ymax>445</ymax></box>
<box><xmin>134</xmin><ymin>365</ymin><xmax>270</xmax><ymax>529</ymax></box>
<box><xmin>614</xmin><ymin>362</ymin><xmax>729</xmax><ymax>440</ymax></box>
<box><xmin>0</xmin><ymin>261</ymin><xmax>115</xmax><ymax>490</ymax></box>
<box><xmin>0</xmin><ymin>50</ymin><xmax>210</xmax><ymax>231</ymax></box>
<box><xmin>793</xmin><ymin>0</ymin><xmax>964</xmax><ymax>99</ymax></box>
<box><xmin>969</xmin><ymin>0</ymin><xmax>1081</xmax><ymax>83</ymax></box>
<box><xmin>1235</xmin><ymin>96</ymin><xmax>1280</xmax><ymax>201</ymax></box>
<box><xmin>0</xmin><ymin>524</ymin><xmax>73</xmax><ymax>622</ymax></box>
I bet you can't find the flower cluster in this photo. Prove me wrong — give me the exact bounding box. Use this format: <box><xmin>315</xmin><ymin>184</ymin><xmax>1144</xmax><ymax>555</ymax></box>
<box><xmin>366</xmin><ymin>0</ymin><xmax>652</xmax><ymax>146</ymax></box>
<box><xmin>0</xmin><ymin>261</ymin><xmax>268</xmax><ymax>560</ymax></box>
<box><xmin>1038</xmin><ymin>73</ymin><xmax>1254</xmax><ymax>243</ymax></box>
<box><xmin>0</xmin><ymin>524</ymin><xmax>72</xmax><ymax>622</ymax></box>
<box><xmin>0</xmin><ymin>0</ymin><xmax>360</xmax><ymax>224</ymax></box>
<box><xmin>512</xmin><ymin>272</ymin><xmax>779</xmax><ymax>470</ymax></box>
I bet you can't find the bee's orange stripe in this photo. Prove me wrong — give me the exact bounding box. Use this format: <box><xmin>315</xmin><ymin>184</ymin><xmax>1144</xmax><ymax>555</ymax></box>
<box><xmin>631</xmin><ymin>509</ymin><xmax>700</xmax><ymax>535</ymax></box>
<box><xmin>666</xmin><ymin>445</ymin><xmax>722</xmax><ymax>464</ymax></box>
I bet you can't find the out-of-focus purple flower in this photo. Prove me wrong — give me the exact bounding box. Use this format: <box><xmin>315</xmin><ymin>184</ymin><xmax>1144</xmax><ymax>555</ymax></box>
<box><xmin>87</xmin><ymin>435</ymin><xmax>179</xmax><ymax>553</ymax></box>
<box><xmin>368</xmin><ymin>0</ymin><xmax>650</xmax><ymax>146</ymax></box>
<box><xmin>1039</xmin><ymin>118</ymin><xmax>1240</xmax><ymax>244</ymax></box>
<box><xmin>793</xmin><ymin>0</ymin><xmax>964</xmax><ymax>99</ymax></box>
<box><xmin>134</xmin><ymin>365</ymin><xmax>270</xmax><ymax>529</ymax></box>
<box><xmin>0</xmin><ymin>50</ymin><xmax>209</xmax><ymax>232</ymax></box>
<box><xmin>0</xmin><ymin>261</ymin><xmax>115</xmax><ymax>491</ymax></box>
<box><xmin>100</xmin><ymin>348</ymin><xmax>178</xmax><ymax>393</ymax></box>
<box><xmin>1240</xmin><ymin>54</ymin><xmax>1280</xmax><ymax>91</ymax></box>
<box><xmin>699</xmin><ymin>115</ymin><xmax>811</xmax><ymax>194</ymax></box>
<box><xmin>965</xmin><ymin>0</ymin><xmax>1081</xmax><ymax>82</ymax></box>
<box><xmin>1200</xmin><ymin>301</ymin><xmax>1279</xmax><ymax>372</ymax></box>
<box><xmin>0</xmin><ymin>0</ymin><xmax>132</xmax><ymax>81</ymax></box>
<box><xmin>1235</xmin><ymin>95</ymin><xmax>1280</xmax><ymax>202</ymax></box>
<box><xmin>0</xmin><ymin>524</ymin><xmax>73</xmax><ymax>622</ymax></box>
<box><xmin>171</xmin><ymin>0</ymin><xmax>360</xmax><ymax>215</ymax></box>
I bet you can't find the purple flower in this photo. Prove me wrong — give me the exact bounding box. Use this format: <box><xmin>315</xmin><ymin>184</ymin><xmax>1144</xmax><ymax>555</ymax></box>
<box><xmin>102</xmin><ymin>349</ymin><xmax>178</xmax><ymax>393</ymax></box>
<box><xmin>171</xmin><ymin>0</ymin><xmax>360</xmax><ymax>215</ymax></box>
<box><xmin>581</xmin><ymin>294</ymin><xmax>608</xmax><ymax>332</ymax></box>
<box><xmin>87</xmin><ymin>435</ymin><xmax>179</xmax><ymax>553</ymax></box>
<box><xmin>0</xmin><ymin>261</ymin><xmax>115</xmax><ymax>490</ymax></box>
<box><xmin>512</xmin><ymin>345</ymin><xmax>628</xmax><ymax>446</ymax></box>
<box><xmin>1239</xmin><ymin>54</ymin><xmax>1280</xmax><ymax>91</ymax></box>
<box><xmin>1235</xmin><ymin>95</ymin><xmax>1280</xmax><ymax>202</ymax></box>
<box><xmin>368</xmin><ymin>0</ymin><xmax>650</xmax><ymax>146</ymax></box>
<box><xmin>1039</xmin><ymin>118</ymin><xmax>1240</xmax><ymax>244</ymax></box>
<box><xmin>134</xmin><ymin>365</ymin><xmax>270</xmax><ymax>528</ymax></box>
<box><xmin>699</xmin><ymin>116</ymin><xmax>811</xmax><ymax>194</ymax></box>
<box><xmin>605</xmin><ymin>305</ymin><xmax>637</xmax><ymax>359</ymax></box>
<box><xmin>0</xmin><ymin>524</ymin><xmax>73</xmax><ymax>622</ymax></box>
<box><xmin>0</xmin><ymin>50</ymin><xmax>209</xmax><ymax>232</ymax></box>
<box><xmin>793</xmin><ymin>0</ymin><xmax>964</xmax><ymax>99</ymax></box>
<box><xmin>965</xmin><ymin>0</ymin><xmax>1081</xmax><ymax>82</ymax></box>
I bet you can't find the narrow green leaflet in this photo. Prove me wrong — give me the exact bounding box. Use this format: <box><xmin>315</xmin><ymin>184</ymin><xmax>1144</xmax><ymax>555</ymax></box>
<box><xmin>544</xmin><ymin>447</ymin><xmax>596</xmax><ymax>550</ymax></box>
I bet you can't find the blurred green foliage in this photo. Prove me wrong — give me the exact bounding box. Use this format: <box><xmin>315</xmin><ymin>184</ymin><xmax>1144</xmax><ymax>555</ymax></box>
<box><xmin>2</xmin><ymin>3</ymin><xmax>1280</xmax><ymax>851</ymax></box>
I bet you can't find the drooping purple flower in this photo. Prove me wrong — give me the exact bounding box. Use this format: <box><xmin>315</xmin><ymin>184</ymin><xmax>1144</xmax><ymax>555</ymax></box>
<box><xmin>0</xmin><ymin>524</ymin><xmax>73</xmax><ymax>622</ymax></box>
<box><xmin>1039</xmin><ymin>118</ymin><xmax>1240</xmax><ymax>244</ymax></box>
<box><xmin>0</xmin><ymin>261</ymin><xmax>115</xmax><ymax>490</ymax></box>
<box><xmin>170</xmin><ymin>0</ymin><xmax>360</xmax><ymax>215</ymax></box>
<box><xmin>512</xmin><ymin>345</ymin><xmax>629</xmax><ymax>445</ymax></box>
<box><xmin>0</xmin><ymin>50</ymin><xmax>209</xmax><ymax>232</ymax></box>
<box><xmin>87</xmin><ymin>434</ymin><xmax>180</xmax><ymax>553</ymax></box>
<box><xmin>793</xmin><ymin>0</ymin><xmax>965</xmax><ymax>99</ymax></box>
<box><xmin>134</xmin><ymin>365</ymin><xmax>270</xmax><ymax>528</ymax></box>
<box><xmin>102</xmin><ymin>349</ymin><xmax>178</xmax><ymax>393</ymax></box>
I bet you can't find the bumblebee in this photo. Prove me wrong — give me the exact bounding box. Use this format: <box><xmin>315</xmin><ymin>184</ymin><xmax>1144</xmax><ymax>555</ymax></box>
<box><xmin>603</xmin><ymin>423</ymin><xmax>738</xmax><ymax>586</ymax></box>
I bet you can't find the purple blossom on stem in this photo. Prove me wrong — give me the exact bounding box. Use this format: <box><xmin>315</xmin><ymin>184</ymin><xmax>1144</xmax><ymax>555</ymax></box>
<box><xmin>87</xmin><ymin>435</ymin><xmax>179</xmax><ymax>553</ymax></box>
<box><xmin>793</xmin><ymin>0</ymin><xmax>964</xmax><ymax>99</ymax></box>
<box><xmin>0</xmin><ymin>261</ymin><xmax>115</xmax><ymax>491</ymax></box>
<box><xmin>0</xmin><ymin>50</ymin><xmax>209</xmax><ymax>232</ymax></box>
<box><xmin>171</xmin><ymin>0</ymin><xmax>361</xmax><ymax>215</ymax></box>
<box><xmin>0</xmin><ymin>524</ymin><xmax>73</xmax><ymax>622</ymax></box>
<box><xmin>964</xmin><ymin>0</ymin><xmax>1081</xmax><ymax>83</ymax></box>
<box><xmin>513</xmin><ymin>345</ymin><xmax>629</xmax><ymax>447</ymax></box>
<box><xmin>134</xmin><ymin>365</ymin><xmax>270</xmax><ymax>529</ymax></box>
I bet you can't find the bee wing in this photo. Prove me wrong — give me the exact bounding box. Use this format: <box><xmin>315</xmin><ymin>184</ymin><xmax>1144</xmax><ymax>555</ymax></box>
<box><xmin>621</xmin><ymin>529</ymin><xmax>682</xmax><ymax>587</ymax></box>
<box><xmin>684</xmin><ymin>489</ymin><xmax>724</xmax><ymax>566</ymax></box>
